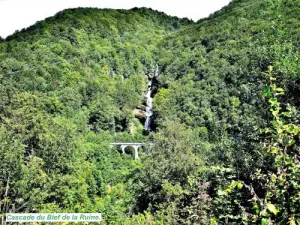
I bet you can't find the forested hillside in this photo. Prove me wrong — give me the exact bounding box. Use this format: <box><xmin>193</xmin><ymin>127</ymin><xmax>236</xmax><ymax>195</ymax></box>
<box><xmin>0</xmin><ymin>0</ymin><xmax>299</xmax><ymax>224</ymax></box>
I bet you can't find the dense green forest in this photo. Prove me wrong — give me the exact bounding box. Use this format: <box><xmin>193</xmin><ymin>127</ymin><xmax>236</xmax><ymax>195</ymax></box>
<box><xmin>0</xmin><ymin>0</ymin><xmax>299</xmax><ymax>224</ymax></box>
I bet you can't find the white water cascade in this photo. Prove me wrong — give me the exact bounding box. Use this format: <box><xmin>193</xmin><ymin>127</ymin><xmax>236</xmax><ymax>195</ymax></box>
<box><xmin>144</xmin><ymin>79</ymin><xmax>153</xmax><ymax>131</ymax></box>
<box><xmin>143</xmin><ymin>65</ymin><xmax>159</xmax><ymax>131</ymax></box>
<box><xmin>155</xmin><ymin>64</ymin><xmax>159</xmax><ymax>77</ymax></box>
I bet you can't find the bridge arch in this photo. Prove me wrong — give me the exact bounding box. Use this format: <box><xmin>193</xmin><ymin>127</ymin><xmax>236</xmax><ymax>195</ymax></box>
<box><xmin>110</xmin><ymin>143</ymin><xmax>144</xmax><ymax>160</ymax></box>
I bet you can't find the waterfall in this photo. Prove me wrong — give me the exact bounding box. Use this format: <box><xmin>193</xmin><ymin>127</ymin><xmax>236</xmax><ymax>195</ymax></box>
<box><xmin>155</xmin><ymin>64</ymin><xmax>159</xmax><ymax>77</ymax></box>
<box><xmin>144</xmin><ymin>65</ymin><xmax>159</xmax><ymax>131</ymax></box>
<box><xmin>144</xmin><ymin>79</ymin><xmax>153</xmax><ymax>131</ymax></box>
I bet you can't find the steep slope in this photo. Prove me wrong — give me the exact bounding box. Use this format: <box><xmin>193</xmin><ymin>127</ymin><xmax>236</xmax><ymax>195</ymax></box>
<box><xmin>0</xmin><ymin>8</ymin><xmax>192</xmax><ymax>132</ymax></box>
<box><xmin>135</xmin><ymin>0</ymin><xmax>299</xmax><ymax>223</ymax></box>
<box><xmin>0</xmin><ymin>7</ymin><xmax>192</xmax><ymax>220</ymax></box>
<box><xmin>153</xmin><ymin>0</ymin><xmax>299</xmax><ymax>160</ymax></box>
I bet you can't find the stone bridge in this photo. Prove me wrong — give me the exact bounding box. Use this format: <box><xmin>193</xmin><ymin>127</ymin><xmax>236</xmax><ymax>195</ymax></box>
<box><xmin>110</xmin><ymin>143</ymin><xmax>145</xmax><ymax>160</ymax></box>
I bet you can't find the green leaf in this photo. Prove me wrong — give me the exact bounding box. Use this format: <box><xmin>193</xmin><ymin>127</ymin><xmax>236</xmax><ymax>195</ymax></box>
<box><xmin>268</xmin><ymin>98</ymin><xmax>277</xmax><ymax>105</ymax></box>
<box><xmin>263</xmin><ymin>86</ymin><xmax>271</xmax><ymax>97</ymax></box>
<box><xmin>282</xmin><ymin>112</ymin><xmax>291</xmax><ymax>117</ymax></box>
<box><xmin>276</xmin><ymin>87</ymin><xmax>284</xmax><ymax>92</ymax></box>
<box><xmin>237</xmin><ymin>182</ymin><xmax>243</xmax><ymax>189</ymax></box>
<box><xmin>217</xmin><ymin>189</ymin><xmax>227</xmax><ymax>196</ymax></box>
<box><xmin>268</xmin><ymin>66</ymin><xmax>273</xmax><ymax>72</ymax></box>
<box><xmin>289</xmin><ymin>217</ymin><xmax>296</xmax><ymax>225</ymax></box>
<box><xmin>272</xmin><ymin>110</ymin><xmax>279</xmax><ymax>117</ymax></box>
<box><xmin>288</xmin><ymin>140</ymin><xmax>295</xmax><ymax>147</ymax></box>
<box><xmin>266</xmin><ymin>203</ymin><xmax>278</xmax><ymax>215</ymax></box>
<box><xmin>261</xmin><ymin>218</ymin><xmax>267</xmax><ymax>225</ymax></box>
<box><xmin>270</xmin><ymin>146</ymin><xmax>279</xmax><ymax>154</ymax></box>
